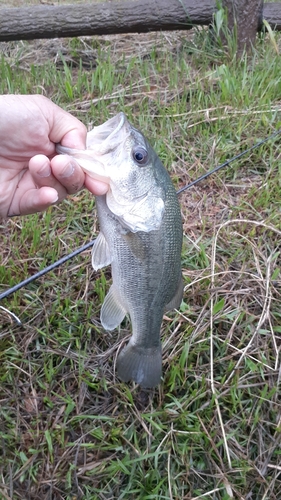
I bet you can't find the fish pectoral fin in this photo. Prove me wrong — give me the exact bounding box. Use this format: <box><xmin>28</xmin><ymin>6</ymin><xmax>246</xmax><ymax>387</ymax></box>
<box><xmin>92</xmin><ymin>232</ymin><xmax>112</xmax><ymax>270</ymax></box>
<box><xmin>101</xmin><ymin>285</ymin><xmax>127</xmax><ymax>331</ymax></box>
<box><xmin>164</xmin><ymin>275</ymin><xmax>184</xmax><ymax>312</ymax></box>
<box><xmin>122</xmin><ymin>232</ymin><xmax>147</xmax><ymax>261</ymax></box>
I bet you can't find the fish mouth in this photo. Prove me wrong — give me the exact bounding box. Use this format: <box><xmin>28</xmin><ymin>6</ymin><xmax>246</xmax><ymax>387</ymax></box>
<box><xmin>56</xmin><ymin>113</ymin><xmax>131</xmax><ymax>183</ymax></box>
<box><xmin>56</xmin><ymin>112</ymin><xmax>165</xmax><ymax>233</ymax></box>
<box><xmin>87</xmin><ymin>112</ymin><xmax>130</xmax><ymax>154</ymax></box>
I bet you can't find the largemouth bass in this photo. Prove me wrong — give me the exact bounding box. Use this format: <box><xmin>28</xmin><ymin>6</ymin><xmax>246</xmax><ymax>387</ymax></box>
<box><xmin>56</xmin><ymin>112</ymin><xmax>183</xmax><ymax>387</ymax></box>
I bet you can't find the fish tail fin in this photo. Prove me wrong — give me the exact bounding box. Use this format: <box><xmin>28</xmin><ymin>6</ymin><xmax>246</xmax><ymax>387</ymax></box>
<box><xmin>116</xmin><ymin>342</ymin><xmax>162</xmax><ymax>388</ymax></box>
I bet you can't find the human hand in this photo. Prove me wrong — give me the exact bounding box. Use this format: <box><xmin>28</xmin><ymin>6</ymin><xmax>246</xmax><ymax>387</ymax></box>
<box><xmin>0</xmin><ymin>94</ymin><xmax>109</xmax><ymax>218</ymax></box>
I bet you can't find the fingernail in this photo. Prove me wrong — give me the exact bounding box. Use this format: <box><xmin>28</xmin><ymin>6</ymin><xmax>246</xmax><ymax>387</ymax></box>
<box><xmin>38</xmin><ymin>162</ymin><xmax>51</xmax><ymax>178</ymax></box>
<box><xmin>51</xmin><ymin>192</ymin><xmax>59</xmax><ymax>204</ymax></box>
<box><xmin>61</xmin><ymin>161</ymin><xmax>75</xmax><ymax>178</ymax></box>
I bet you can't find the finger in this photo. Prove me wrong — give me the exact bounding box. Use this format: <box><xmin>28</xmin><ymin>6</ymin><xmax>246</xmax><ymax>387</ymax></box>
<box><xmin>46</xmin><ymin>100</ymin><xmax>87</xmax><ymax>148</ymax></box>
<box><xmin>52</xmin><ymin>155</ymin><xmax>109</xmax><ymax>196</ymax></box>
<box><xmin>8</xmin><ymin>186</ymin><xmax>59</xmax><ymax>216</ymax></box>
<box><xmin>50</xmin><ymin>154</ymin><xmax>85</xmax><ymax>194</ymax></box>
<box><xmin>84</xmin><ymin>174</ymin><xmax>109</xmax><ymax>196</ymax></box>
<box><xmin>29</xmin><ymin>154</ymin><xmax>84</xmax><ymax>195</ymax></box>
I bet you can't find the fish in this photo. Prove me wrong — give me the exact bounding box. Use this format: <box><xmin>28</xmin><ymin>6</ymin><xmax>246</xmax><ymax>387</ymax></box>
<box><xmin>56</xmin><ymin>112</ymin><xmax>183</xmax><ymax>388</ymax></box>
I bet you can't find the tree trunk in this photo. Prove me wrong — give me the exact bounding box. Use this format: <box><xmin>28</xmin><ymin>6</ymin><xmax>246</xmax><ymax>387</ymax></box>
<box><xmin>0</xmin><ymin>0</ymin><xmax>215</xmax><ymax>42</ymax></box>
<box><xmin>222</xmin><ymin>0</ymin><xmax>264</xmax><ymax>55</ymax></box>
<box><xmin>0</xmin><ymin>1</ymin><xmax>280</xmax><ymax>43</ymax></box>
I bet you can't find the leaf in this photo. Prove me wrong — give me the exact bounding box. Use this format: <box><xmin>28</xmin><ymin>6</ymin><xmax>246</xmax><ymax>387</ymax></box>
<box><xmin>45</xmin><ymin>429</ymin><xmax>53</xmax><ymax>456</ymax></box>
<box><xmin>213</xmin><ymin>298</ymin><xmax>225</xmax><ymax>315</ymax></box>
<box><xmin>263</xmin><ymin>20</ymin><xmax>279</xmax><ymax>55</ymax></box>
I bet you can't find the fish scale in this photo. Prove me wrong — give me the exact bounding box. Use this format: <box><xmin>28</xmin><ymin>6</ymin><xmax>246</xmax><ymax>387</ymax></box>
<box><xmin>96</xmin><ymin>166</ymin><xmax>182</xmax><ymax>387</ymax></box>
<box><xmin>56</xmin><ymin>112</ymin><xmax>183</xmax><ymax>387</ymax></box>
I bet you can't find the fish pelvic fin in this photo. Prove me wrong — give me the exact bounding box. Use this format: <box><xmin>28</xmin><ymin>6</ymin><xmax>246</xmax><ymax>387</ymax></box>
<box><xmin>116</xmin><ymin>342</ymin><xmax>162</xmax><ymax>388</ymax></box>
<box><xmin>92</xmin><ymin>231</ymin><xmax>112</xmax><ymax>270</ymax></box>
<box><xmin>101</xmin><ymin>284</ymin><xmax>127</xmax><ymax>331</ymax></box>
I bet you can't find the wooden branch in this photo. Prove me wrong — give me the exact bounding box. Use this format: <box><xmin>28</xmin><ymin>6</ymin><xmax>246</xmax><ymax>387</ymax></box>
<box><xmin>0</xmin><ymin>1</ymin><xmax>280</xmax><ymax>42</ymax></box>
<box><xmin>264</xmin><ymin>2</ymin><xmax>281</xmax><ymax>29</ymax></box>
<box><xmin>0</xmin><ymin>0</ymin><xmax>214</xmax><ymax>42</ymax></box>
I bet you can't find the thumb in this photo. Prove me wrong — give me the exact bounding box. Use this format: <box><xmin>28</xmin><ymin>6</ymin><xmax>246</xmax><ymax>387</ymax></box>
<box><xmin>43</xmin><ymin>98</ymin><xmax>87</xmax><ymax>149</ymax></box>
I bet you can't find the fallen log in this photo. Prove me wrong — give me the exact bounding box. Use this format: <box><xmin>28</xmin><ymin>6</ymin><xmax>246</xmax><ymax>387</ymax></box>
<box><xmin>0</xmin><ymin>0</ymin><xmax>214</xmax><ymax>42</ymax></box>
<box><xmin>0</xmin><ymin>1</ymin><xmax>280</xmax><ymax>42</ymax></box>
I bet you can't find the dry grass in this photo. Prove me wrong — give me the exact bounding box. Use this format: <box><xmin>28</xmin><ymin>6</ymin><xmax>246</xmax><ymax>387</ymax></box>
<box><xmin>1</xmin><ymin>11</ymin><xmax>281</xmax><ymax>500</ymax></box>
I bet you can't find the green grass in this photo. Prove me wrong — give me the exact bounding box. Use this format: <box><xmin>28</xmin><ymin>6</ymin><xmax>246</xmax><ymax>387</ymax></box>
<box><xmin>1</xmin><ymin>22</ymin><xmax>281</xmax><ymax>500</ymax></box>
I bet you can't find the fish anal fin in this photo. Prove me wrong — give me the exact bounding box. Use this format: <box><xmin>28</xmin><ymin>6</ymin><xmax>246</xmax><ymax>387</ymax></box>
<box><xmin>101</xmin><ymin>285</ymin><xmax>127</xmax><ymax>331</ymax></box>
<box><xmin>92</xmin><ymin>232</ymin><xmax>112</xmax><ymax>271</ymax></box>
<box><xmin>116</xmin><ymin>342</ymin><xmax>162</xmax><ymax>388</ymax></box>
<box><xmin>164</xmin><ymin>276</ymin><xmax>184</xmax><ymax>312</ymax></box>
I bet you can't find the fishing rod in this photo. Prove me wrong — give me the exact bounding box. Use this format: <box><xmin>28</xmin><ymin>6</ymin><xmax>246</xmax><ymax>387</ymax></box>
<box><xmin>1</xmin><ymin>127</ymin><xmax>281</xmax><ymax>302</ymax></box>
<box><xmin>0</xmin><ymin>240</ymin><xmax>95</xmax><ymax>301</ymax></box>
<box><xmin>176</xmin><ymin>127</ymin><xmax>281</xmax><ymax>194</ymax></box>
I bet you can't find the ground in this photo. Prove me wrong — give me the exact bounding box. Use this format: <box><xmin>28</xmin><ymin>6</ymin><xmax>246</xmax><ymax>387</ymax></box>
<box><xmin>0</xmin><ymin>2</ymin><xmax>281</xmax><ymax>500</ymax></box>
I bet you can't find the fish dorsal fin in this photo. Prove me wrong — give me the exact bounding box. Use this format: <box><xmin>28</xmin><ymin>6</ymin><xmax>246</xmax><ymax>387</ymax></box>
<box><xmin>164</xmin><ymin>276</ymin><xmax>184</xmax><ymax>312</ymax></box>
<box><xmin>100</xmin><ymin>285</ymin><xmax>127</xmax><ymax>331</ymax></box>
<box><xmin>92</xmin><ymin>232</ymin><xmax>112</xmax><ymax>270</ymax></box>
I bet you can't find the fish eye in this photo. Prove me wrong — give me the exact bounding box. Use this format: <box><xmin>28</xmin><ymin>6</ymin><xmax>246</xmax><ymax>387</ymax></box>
<box><xmin>132</xmin><ymin>147</ymin><xmax>148</xmax><ymax>166</ymax></box>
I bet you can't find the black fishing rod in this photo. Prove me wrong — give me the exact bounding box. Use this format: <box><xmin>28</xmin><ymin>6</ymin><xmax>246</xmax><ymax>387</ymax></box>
<box><xmin>0</xmin><ymin>240</ymin><xmax>95</xmax><ymax>301</ymax></box>
<box><xmin>176</xmin><ymin>127</ymin><xmax>281</xmax><ymax>194</ymax></box>
<box><xmin>1</xmin><ymin>127</ymin><xmax>280</xmax><ymax>302</ymax></box>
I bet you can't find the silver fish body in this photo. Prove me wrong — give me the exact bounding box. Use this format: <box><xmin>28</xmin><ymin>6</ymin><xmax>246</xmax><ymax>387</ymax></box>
<box><xmin>56</xmin><ymin>113</ymin><xmax>183</xmax><ymax>387</ymax></box>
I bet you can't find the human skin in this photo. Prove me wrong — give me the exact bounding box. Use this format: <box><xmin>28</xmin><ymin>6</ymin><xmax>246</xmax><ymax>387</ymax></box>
<box><xmin>0</xmin><ymin>94</ymin><xmax>109</xmax><ymax>218</ymax></box>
